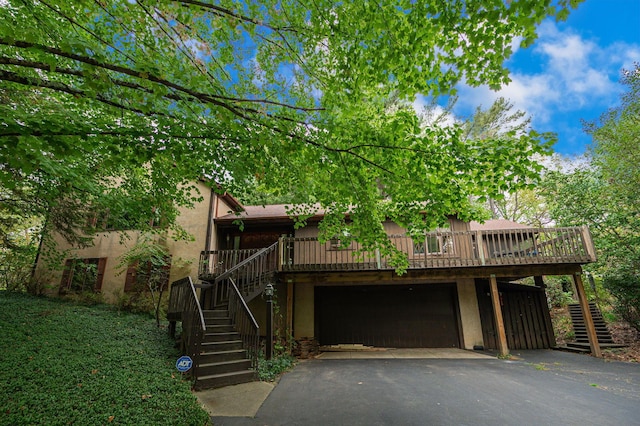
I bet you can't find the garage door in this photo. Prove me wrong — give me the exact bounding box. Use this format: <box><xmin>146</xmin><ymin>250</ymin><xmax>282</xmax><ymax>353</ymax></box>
<box><xmin>315</xmin><ymin>284</ymin><xmax>460</xmax><ymax>348</ymax></box>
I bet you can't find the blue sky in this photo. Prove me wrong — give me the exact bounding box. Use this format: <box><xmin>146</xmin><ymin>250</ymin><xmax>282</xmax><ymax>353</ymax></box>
<box><xmin>425</xmin><ymin>0</ymin><xmax>640</xmax><ymax>156</ymax></box>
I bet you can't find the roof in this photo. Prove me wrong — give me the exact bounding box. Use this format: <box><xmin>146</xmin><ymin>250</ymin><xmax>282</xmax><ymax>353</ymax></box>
<box><xmin>217</xmin><ymin>192</ymin><xmax>243</xmax><ymax>213</ymax></box>
<box><xmin>218</xmin><ymin>205</ymin><xmax>531</xmax><ymax>231</ymax></box>
<box><xmin>469</xmin><ymin>219</ymin><xmax>531</xmax><ymax>231</ymax></box>
<box><xmin>216</xmin><ymin>204</ymin><xmax>324</xmax><ymax>223</ymax></box>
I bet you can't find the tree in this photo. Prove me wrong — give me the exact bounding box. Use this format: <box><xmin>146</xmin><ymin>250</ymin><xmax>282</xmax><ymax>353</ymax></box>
<box><xmin>117</xmin><ymin>233</ymin><xmax>177</xmax><ymax>327</ymax></box>
<box><xmin>544</xmin><ymin>64</ymin><xmax>640</xmax><ymax>330</ymax></box>
<box><xmin>0</xmin><ymin>1</ymin><xmax>581</xmax><ymax>269</ymax></box>
<box><xmin>452</xmin><ymin>97</ymin><xmax>555</xmax><ymax>227</ymax></box>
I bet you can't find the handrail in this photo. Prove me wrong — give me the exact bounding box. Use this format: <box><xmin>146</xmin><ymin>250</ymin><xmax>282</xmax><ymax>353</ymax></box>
<box><xmin>214</xmin><ymin>241</ymin><xmax>279</xmax><ymax>284</ymax></box>
<box><xmin>229</xmin><ymin>277</ymin><xmax>259</xmax><ymax>330</ymax></box>
<box><xmin>199</xmin><ymin>249</ymin><xmax>260</xmax><ymax>279</ymax></box>
<box><xmin>166</xmin><ymin>276</ymin><xmax>206</xmax><ymax>374</ymax></box>
<box><xmin>228</xmin><ymin>277</ymin><xmax>260</xmax><ymax>368</ymax></box>
<box><xmin>204</xmin><ymin>242</ymin><xmax>279</xmax><ymax>307</ymax></box>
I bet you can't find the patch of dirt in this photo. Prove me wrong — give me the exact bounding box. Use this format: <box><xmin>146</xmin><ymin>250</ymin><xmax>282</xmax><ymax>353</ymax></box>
<box><xmin>603</xmin><ymin>322</ymin><xmax>640</xmax><ymax>363</ymax></box>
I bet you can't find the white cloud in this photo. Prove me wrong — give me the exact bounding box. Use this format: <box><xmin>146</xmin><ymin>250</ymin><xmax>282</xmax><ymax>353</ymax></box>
<box><xmin>412</xmin><ymin>96</ymin><xmax>457</xmax><ymax>127</ymax></box>
<box><xmin>453</xmin><ymin>21</ymin><xmax>639</xmax><ymax>130</ymax></box>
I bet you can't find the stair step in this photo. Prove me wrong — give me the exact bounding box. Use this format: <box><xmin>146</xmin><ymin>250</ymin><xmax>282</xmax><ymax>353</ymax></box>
<box><xmin>568</xmin><ymin>302</ymin><xmax>614</xmax><ymax>346</ymax></box>
<box><xmin>205</xmin><ymin>317</ymin><xmax>233</xmax><ymax>326</ymax></box>
<box><xmin>207</xmin><ymin>324</ymin><xmax>236</xmax><ymax>333</ymax></box>
<box><xmin>194</xmin><ymin>370</ymin><xmax>256</xmax><ymax>390</ymax></box>
<box><xmin>197</xmin><ymin>358</ymin><xmax>252</xmax><ymax>376</ymax></box>
<box><xmin>202</xmin><ymin>332</ymin><xmax>241</xmax><ymax>343</ymax></box>
<box><xmin>198</xmin><ymin>349</ymin><xmax>248</xmax><ymax>364</ymax></box>
<box><xmin>201</xmin><ymin>340</ymin><xmax>244</xmax><ymax>352</ymax></box>
<box><xmin>202</xmin><ymin>310</ymin><xmax>230</xmax><ymax>318</ymax></box>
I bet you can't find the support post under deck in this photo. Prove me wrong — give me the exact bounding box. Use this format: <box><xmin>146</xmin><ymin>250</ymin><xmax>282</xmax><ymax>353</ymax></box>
<box><xmin>489</xmin><ymin>274</ymin><xmax>509</xmax><ymax>357</ymax></box>
<box><xmin>573</xmin><ymin>272</ymin><xmax>602</xmax><ymax>358</ymax></box>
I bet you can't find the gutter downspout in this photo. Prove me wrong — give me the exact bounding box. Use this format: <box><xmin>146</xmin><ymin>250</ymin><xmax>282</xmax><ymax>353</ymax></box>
<box><xmin>204</xmin><ymin>188</ymin><xmax>216</xmax><ymax>253</ymax></box>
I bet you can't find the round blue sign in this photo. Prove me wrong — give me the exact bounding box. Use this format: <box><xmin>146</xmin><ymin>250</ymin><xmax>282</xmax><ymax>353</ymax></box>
<box><xmin>176</xmin><ymin>355</ymin><xmax>193</xmax><ymax>372</ymax></box>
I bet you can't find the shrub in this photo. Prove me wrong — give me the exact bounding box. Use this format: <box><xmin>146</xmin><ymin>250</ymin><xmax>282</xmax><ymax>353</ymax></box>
<box><xmin>604</xmin><ymin>266</ymin><xmax>640</xmax><ymax>332</ymax></box>
<box><xmin>0</xmin><ymin>245</ymin><xmax>37</xmax><ymax>293</ymax></box>
<box><xmin>546</xmin><ymin>276</ymin><xmax>575</xmax><ymax>308</ymax></box>
<box><xmin>257</xmin><ymin>352</ymin><xmax>296</xmax><ymax>382</ymax></box>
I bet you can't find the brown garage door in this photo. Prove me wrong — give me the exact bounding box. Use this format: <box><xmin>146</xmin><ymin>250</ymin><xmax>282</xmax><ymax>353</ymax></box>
<box><xmin>315</xmin><ymin>284</ymin><xmax>460</xmax><ymax>348</ymax></box>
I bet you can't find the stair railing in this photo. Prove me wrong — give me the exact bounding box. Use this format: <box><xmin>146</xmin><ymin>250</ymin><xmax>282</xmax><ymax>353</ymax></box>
<box><xmin>228</xmin><ymin>277</ymin><xmax>260</xmax><ymax>369</ymax></box>
<box><xmin>167</xmin><ymin>276</ymin><xmax>206</xmax><ymax>373</ymax></box>
<box><xmin>211</xmin><ymin>241</ymin><xmax>279</xmax><ymax>306</ymax></box>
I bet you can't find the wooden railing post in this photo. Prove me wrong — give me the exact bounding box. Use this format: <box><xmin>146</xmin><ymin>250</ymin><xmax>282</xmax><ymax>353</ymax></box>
<box><xmin>581</xmin><ymin>225</ymin><xmax>597</xmax><ymax>262</ymax></box>
<box><xmin>477</xmin><ymin>231</ymin><xmax>486</xmax><ymax>265</ymax></box>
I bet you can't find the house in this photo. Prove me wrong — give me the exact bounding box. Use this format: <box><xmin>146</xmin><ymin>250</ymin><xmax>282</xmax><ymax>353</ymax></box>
<box><xmin>36</xmin><ymin>187</ymin><xmax>601</xmax><ymax>389</ymax></box>
<box><xmin>35</xmin><ymin>181</ymin><xmax>242</xmax><ymax>299</ymax></box>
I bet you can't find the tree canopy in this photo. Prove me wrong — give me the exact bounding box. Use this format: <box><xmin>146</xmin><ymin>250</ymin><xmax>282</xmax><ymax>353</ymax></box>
<box><xmin>0</xmin><ymin>0</ymin><xmax>581</xmax><ymax>265</ymax></box>
<box><xmin>544</xmin><ymin>64</ymin><xmax>640</xmax><ymax>329</ymax></box>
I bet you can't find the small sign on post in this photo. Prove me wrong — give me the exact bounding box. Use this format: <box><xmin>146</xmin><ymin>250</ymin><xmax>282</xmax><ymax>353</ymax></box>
<box><xmin>176</xmin><ymin>355</ymin><xmax>193</xmax><ymax>373</ymax></box>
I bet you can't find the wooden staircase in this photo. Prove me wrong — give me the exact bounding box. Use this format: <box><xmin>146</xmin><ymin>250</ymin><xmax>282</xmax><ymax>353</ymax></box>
<box><xmin>563</xmin><ymin>303</ymin><xmax>625</xmax><ymax>352</ymax></box>
<box><xmin>194</xmin><ymin>307</ymin><xmax>256</xmax><ymax>390</ymax></box>
<box><xmin>569</xmin><ymin>302</ymin><xmax>614</xmax><ymax>344</ymax></box>
<box><xmin>169</xmin><ymin>244</ymin><xmax>278</xmax><ymax>390</ymax></box>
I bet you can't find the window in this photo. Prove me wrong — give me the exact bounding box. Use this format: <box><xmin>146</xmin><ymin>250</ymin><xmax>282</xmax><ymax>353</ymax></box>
<box><xmin>124</xmin><ymin>257</ymin><xmax>171</xmax><ymax>293</ymax></box>
<box><xmin>60</xmin><ymin>258</ymin><xmax>107</xmax><ymax>293</ymax></box>
<box><xmin>413</xmin><ymin>235</ymin><xmax>453</xmax><ymax>255</ymax></box>
<box><xmin>329</xmin><ymin>229</ymin><xmax>351</xmax><ymax>250</ymax></box>
<box><xmin>86</xmin><ymin>207</ymin><xmax>163</xmax><ymax>232</ymax></box>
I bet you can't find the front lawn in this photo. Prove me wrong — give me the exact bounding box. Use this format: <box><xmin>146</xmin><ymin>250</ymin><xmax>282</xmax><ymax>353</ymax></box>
<box><xmin>0</xmin><ymin>291</ymin><xmax>210</xmax><ymax>425</ymax></box>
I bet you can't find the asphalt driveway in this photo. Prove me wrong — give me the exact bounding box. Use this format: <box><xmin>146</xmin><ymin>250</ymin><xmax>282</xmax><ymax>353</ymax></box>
<box><xmin>211</xmin><ymin>350</ymin><xmax>640</xmax><ymax>426</ymax></box>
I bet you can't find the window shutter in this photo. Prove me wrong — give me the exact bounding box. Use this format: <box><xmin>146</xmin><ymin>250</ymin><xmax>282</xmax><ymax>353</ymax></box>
<box><xmin>124</xmin><ymin>262</ymin><xmax>138</xmax><ymax>292</ymax></box>
<box><xmin>60</xmin><ymin>259</ymin><xmax>74</xmax><ymax>289</ymax></box>
<box><xmin>95</xmin><ymin>258</ymin><xmax>107</xmax><ymax>291</ymax></box>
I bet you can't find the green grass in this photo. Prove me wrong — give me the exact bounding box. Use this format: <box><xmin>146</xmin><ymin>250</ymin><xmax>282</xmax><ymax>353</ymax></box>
<box><xmin>0</xmin><ymin>291</ymin><xmax>210</xmax><ymax>426</ymax></box>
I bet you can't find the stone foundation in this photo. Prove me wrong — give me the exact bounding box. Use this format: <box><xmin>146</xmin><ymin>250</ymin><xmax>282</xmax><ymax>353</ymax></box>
<box><xmin>292</xmin><ymin>337</ymin><xmax>319</xmax><ymax>359</ymax></box>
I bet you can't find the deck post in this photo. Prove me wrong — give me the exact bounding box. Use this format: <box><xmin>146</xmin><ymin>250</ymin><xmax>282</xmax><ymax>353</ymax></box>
<box><xmin>476</xmin><ymin>231</ymin><xmax>486</xmax><ymax>265</ymax></box>
<box><xmin>287</xmin><ymin>280</ymin><xmax>294</xmax><ymax>353</ymax></box>
<box><xmin>572</xmin><ymin>272</ymin><xmax>602</xmax><ymax>357</ymax></box>
<box><xmin>489</xmin><ymin>274</ymin><xmax>509</xmax><ymax>357</ymax></box>
<box><xmin>534</xmin><ymin>275</ymin><xmax>545</xmax><ymax>287</ymax></box>
<box><xmin>581</xmin><ymin>225</ymin><xmax>597</xmax><ymax>262</ymax></box>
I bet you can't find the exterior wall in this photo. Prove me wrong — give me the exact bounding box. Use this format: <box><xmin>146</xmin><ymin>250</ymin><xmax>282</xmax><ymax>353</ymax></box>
<box><xmin>456</xmin><ymin>278</ymin><xmax>484</xmax><ymax>349</ymax></box>
<box><xmin>293</xmin><ymin>282</ymin><xmax>315</xmax><ymax>339</ymax></box>
<box><xmin>36</xmin><ymin>181</ymin><xmax>214</xmax><ymax>302</ymax></box>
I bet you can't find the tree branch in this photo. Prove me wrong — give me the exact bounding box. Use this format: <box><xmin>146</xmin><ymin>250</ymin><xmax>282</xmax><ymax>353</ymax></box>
<box><xmin>175</xmin><ymin>0</ymin><xmax>300</xmax><ymax>33</ymax></box>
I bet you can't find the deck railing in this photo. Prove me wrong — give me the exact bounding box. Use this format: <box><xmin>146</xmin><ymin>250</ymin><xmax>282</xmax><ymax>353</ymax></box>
<box><xmin>203</xmin><ymin>242</ymin><xmax>279</xmax><ymax>306</ymax></box>
<box><xmin>166</xmin><ymin>276</ymin><xmax>206</xmax><ymax>371</ymax></box>
<box><xmin>278</xmin><ymin>226</ymin><xmax>596</xmax><ymax>271</ymax></box>
<box><xmin>199</xmin><ymin>248</ymin><xmax>261</xmax><ymax>280</ymax></box>
<box><xmin>228</xmin><ymin>277</ymin><xmax>260</xmax><ymax>370</ymax></box>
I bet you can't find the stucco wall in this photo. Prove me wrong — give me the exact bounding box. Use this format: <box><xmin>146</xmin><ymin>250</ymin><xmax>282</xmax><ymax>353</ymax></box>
<box><xmin>456</xmin><ymin>278</ymin><xmax>484</xmax><ymax>349</ymax></box>
<box><xmin>36</xmin><ymin>181</ymin><xmax>214</xmax><ymax>302</ymax></box>
<box><xmin>293</xmin><ymin>282</ymin><xmax>315</xmax><ymax>339</ymax></box>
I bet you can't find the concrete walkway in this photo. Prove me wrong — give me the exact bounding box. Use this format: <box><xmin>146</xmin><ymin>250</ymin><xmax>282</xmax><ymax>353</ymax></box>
<box><xmin>195</xmin><ymin>381</ymin><xmax>275</xmax><ymax>418</ymax></box>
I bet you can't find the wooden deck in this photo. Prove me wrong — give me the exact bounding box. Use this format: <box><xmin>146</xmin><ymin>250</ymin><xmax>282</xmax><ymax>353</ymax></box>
<box><xmin>199</xmin><ymin>226</ymin><xmax>596</xmax><ymax>278</ymax></box>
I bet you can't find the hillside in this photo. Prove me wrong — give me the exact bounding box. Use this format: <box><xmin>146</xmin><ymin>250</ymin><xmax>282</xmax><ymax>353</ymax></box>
<box><xmin>0</xmin><ymin>291</ymin><xmax>210</xmax><ymax>426</ymax></box>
